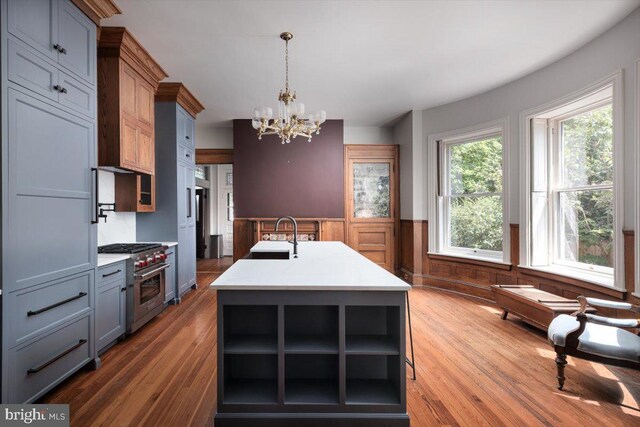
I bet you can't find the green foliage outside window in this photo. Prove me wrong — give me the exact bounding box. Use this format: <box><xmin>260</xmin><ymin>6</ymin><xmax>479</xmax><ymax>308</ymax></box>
<box><xmin>559</xmin><ymin>104</ymin><xmax>613</xmax><ymax>268</ymax></box>
<box><xmin>448</xmin><ymin>136</ymin><xmax>503</xmax><ymax>252</ymax></box>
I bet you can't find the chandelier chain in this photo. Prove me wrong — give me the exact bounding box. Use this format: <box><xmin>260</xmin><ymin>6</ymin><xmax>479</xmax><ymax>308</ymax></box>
<box><xmin>284</xmin><ymin>38</ymin><xmax>289</xmax><ymax>92</ymax></box>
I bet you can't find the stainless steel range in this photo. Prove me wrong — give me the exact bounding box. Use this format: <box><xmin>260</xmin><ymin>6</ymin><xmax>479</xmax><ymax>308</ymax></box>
<box><xmin>98</xmin><ymin>243</ymin><xmax>169</xmax><ymax>333</ymax></box>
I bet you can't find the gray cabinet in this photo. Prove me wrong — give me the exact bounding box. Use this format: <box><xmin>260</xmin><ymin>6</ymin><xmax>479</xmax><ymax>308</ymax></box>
<box><xmin>7</xmin><ymin>0</ymin><xmax>95</xmax><ymax>84</ymax></box>
<box><xmin>96</xmin><ymin>262</ymin><xmax>126</xmax><ymax>353</ymax></box>
<box><xmin>137</xmin><ymin>102</ymin><xmax>198</xmax><ymax>303</ymax></box>
<box><xmin>165</xmin><ymin>249</ymin><xmax>176</xmax><ymax>304</ymax></box>
<box><xmin>1</xmin><ymin>0</ymin><xmax>98</xmax><ymax>403</ymax></box>
<box><xmin>6</xmin><ymin>0</ymin><xmax>58</xmax><ymax>61</ymax></box>
<box><xmin>57</xmin><ymin>0</ymin><xmax>95</xmax><ymax>83</ymax></box>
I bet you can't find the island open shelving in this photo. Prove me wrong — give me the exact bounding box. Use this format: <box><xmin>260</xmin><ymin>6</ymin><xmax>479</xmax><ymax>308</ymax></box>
<box><xmin>213</xmin><ymin>241</ymin><xmax>411</xmax><ymax>427</ymax></box>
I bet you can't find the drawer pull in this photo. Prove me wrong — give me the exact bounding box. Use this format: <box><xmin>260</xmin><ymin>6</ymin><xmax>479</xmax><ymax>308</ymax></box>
<box><xmin>53</xmin><ymin>44</ymin><xmax>67</xmax><ymax>54</ymax></box>
<box><xmin>27</xmin><ymin>339</ymin><xmax>87</xmax><ymax>375</ymax></box>
<box><xmin>121</xmin><ymin>287</ymin><xmax>127</xmax><ymax>292</ymax></box>
<box><xmin>102</xmin><ymin>269</ymin><xmax>122</xmax><ymax>278</ymax></box>
<box><xmin>185</xmin><ymin>153</ymin><xmax>191</xmax><ymax>158</ymax></box>
<box><xmin>185</xmin><ymin>135</ymin><xmax>190</xmax><ymax>140</ymax></box>
<box><xmin>27</xmin><ymin>292</ymin><xmax>87</xmax><ymax>316</ymax></box>
<box><xmin>53</xmin><ymin>85</ymin><xmax>67</xmax><ymax>94</ymax></box>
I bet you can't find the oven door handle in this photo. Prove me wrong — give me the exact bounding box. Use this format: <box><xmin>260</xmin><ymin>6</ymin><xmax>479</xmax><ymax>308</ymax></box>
<box><xmin>135</xmin><ymin>264</ymin><xmax>169</xmax><ymax>280</ymax></box>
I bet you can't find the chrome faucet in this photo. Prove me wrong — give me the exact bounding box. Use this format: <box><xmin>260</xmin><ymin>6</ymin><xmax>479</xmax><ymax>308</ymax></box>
<box><xmin>274</xmin><ymin>216</ymin><xmax>298</xmax><ymax>258</ymax></box>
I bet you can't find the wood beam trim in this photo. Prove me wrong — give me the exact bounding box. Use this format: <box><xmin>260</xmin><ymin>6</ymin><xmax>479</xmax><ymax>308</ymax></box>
<box><xmin>156</xmin><ymin>83</ymin><xmax>205</xmax><ymax>117</ymax></box>
<box><xmin>195</xmin><ymin>149</ymin><xmax>233</xmax><ymax>164</ymax></box>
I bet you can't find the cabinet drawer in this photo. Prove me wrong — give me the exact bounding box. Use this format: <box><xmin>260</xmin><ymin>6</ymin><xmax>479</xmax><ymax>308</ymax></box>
<box><xmin>8</xmin><ymin>39</ymin><xmax>95</xmax><ymax>118</ymax></box>
<box><xmin>97</xmin><ymin>261</ymin><xmax>126</xmax><ymax>285</ymax></box>
<box><xmin>8</xmin><ymin>270</ymin><xmax>92</xmax><ymax>345</ymax></box>
<box><xmin>9</xmin><ymin>314</ymin><xmax>91</xmax><ymax>403</ymax></box>
<box><xmin>8</xmin><ymin>38</ymin><xmax>58</xmax><ymax>102</ymax></box>
<box><xmin>178</xmin><ymin>144</ymin><xmax>195</xmax><ymax>164</ymax></box>
<box><xmin>58</xmin><ymin>70</ymin><xmax>95</xmax><ymax>118</ymax></box>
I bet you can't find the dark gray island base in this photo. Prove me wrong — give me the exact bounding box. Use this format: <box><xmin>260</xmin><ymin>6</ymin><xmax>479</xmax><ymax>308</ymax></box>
<box><xmin>216</xmin><ymin>289</ymin><xmax>409</xmax><ymax>427</ymax></box>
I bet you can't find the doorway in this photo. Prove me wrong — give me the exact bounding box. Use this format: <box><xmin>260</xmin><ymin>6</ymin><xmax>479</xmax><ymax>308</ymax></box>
<box><xmin>344</xmin><ymin>145</ymin><xmax>399</xmax><ymax>272</ymax></box>
<box><xmin>195</xmin><ymin>188</ymin><xmax>207</xmax><ymax>258</ymax></box>
<box><xmin>217</xmin><ymin>164</ymin><xmax>234</xmax><ymax>257</ymax></box>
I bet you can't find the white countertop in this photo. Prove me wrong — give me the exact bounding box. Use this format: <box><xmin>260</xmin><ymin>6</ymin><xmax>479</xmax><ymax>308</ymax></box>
<box><xmin>211</xmin><ymin>241</ymin><xmax>410</xmax><ymax>291</ymax></box>
<box><xmin>97</xmin><ymin>254</ymin><xmax>130</xmax><ymax>267</ymax></box>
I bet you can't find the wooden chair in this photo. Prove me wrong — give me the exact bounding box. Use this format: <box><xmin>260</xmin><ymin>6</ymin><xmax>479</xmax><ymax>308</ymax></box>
<box><xmin>547</xmin><ymin>296</ymin><xmax>640</xmax><ymax>390</ymax></box>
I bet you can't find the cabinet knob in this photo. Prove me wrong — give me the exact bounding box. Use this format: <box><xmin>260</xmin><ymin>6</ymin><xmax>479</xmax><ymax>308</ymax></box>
<box><xmin>185</xmin><ymin>135</ymin><xmax>190</xmax><ymax>140</ymax></box>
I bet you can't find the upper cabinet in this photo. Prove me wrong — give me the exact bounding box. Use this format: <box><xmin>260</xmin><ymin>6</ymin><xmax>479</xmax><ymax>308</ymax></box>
<box><xmin>97</xmin><ymin>27</ymin><xmax>168</xmax><ymax>175</ymax></box>
<box><xmin>7</xmin><ymin>0</ymin><xmax>96</xmax><ymax>84</ymax></box>
<box><xmin>155</xmin><ymin>82</ymin><xmax>203</xmax><ymax>148</ymax></box>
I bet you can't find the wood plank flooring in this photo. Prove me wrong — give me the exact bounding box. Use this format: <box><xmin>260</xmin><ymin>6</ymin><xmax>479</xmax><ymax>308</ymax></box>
<box><xmin>42</xmin><ymin>258</ymin><xmax>640</xmax><ymax>426</ymax></box>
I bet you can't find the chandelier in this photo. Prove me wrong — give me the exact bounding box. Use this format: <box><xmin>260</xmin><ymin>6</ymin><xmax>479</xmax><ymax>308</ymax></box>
<box><xmin>252</xmin><ymin>32</ymin><xmax>326</xmax><ymax>144</ymax></box>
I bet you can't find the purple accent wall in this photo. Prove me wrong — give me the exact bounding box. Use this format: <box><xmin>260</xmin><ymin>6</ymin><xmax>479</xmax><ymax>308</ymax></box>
<box><xmin>233</xmin><ymin>119</ymin><xmax>344</xmax><ymax>218</ymax></box>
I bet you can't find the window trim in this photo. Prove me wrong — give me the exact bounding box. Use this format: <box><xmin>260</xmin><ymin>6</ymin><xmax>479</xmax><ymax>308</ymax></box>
<box><xmin>519</xmin><ymin>71</ymin><xmax>624</xmax><ymax>290</ymax></box>
<box><xmin>427</xmin><ymin>118</ymin><xmax>510</xmax><ymax>264</ymax></box>
<box><xmin>636</xmin><ymin>58</ymin><xmax>640</xmax><ymax>296</ymax></box>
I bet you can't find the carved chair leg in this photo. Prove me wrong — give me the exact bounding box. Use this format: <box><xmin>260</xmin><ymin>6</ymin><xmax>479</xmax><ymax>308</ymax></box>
<box><xmin>555</xmin><ymin>350</ymin><xmax>568</xmax><ymax>390</ymax></box>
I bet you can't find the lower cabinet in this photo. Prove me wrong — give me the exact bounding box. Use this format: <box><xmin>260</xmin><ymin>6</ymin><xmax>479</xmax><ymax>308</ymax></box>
<box><xmin>96</xmin><ymin>262</ymin><xmax>126</xmax><ymax>354</ymax></box>
<box><xmin>8</xmin><ymin>313</ymin><xmax>92</xmax><ymax>404</ymax></box>
<box><xmin>165</xmin><ymin>248</ymin><xmax>176</xmax><ymax>304</ymax></box>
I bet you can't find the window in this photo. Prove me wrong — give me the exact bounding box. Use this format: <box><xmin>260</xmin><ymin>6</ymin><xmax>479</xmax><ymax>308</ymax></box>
<box><xmin>428</xmin><ymin>119</ymin><xmax>509</xmax><ymax>263</ymax></box>
<box><xmin>553</xmin><ymin>103</ymin><xmax>613</xmax><ymax>272</ymax></box>
<box><xmin>524</xmin><ymin>74</ymin><xmax>623</xmax><ymax>288</ymax></box>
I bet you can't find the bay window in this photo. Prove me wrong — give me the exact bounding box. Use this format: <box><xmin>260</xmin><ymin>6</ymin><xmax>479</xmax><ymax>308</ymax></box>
<box><xmin>524</xmin><ymin>74</ymin><xmax>623</xmax><ymax>288</ymax></box>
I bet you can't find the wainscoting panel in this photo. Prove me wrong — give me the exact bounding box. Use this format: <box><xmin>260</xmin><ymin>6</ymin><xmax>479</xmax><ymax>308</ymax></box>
<box><xmin>398</xmin><ymin>221</ymin><xmax>636</xmax><ymax>306</ymax></box>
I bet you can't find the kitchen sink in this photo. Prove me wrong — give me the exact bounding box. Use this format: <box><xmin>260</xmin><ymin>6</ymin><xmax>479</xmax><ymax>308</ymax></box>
<box><xmin>248</xmin><ymin>250</ymin><xmax>291</xmax><ymax>260</ymax></box>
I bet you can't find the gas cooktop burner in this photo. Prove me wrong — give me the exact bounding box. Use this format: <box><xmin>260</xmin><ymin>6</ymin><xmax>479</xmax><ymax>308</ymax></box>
<box><xmin>98</xmin><ymin>243</ymin><xmax>162</xmax><ymax>254</ymax></box>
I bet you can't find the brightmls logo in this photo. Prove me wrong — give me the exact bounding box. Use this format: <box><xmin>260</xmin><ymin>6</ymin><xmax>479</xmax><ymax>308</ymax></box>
<box><xmin>0</xmin><ymin>405</ymin><xmax>69</xmax><ymax>426</ymax></box>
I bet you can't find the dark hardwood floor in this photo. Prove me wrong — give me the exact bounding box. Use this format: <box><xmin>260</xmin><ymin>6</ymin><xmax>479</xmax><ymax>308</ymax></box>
<box><xmin>42</xmin><ymin>258</ymin><xmax>640</xmax><ymax>426</ymax></box>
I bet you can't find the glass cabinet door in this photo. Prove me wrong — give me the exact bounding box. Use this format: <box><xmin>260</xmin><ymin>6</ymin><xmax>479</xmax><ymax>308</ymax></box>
<box><xmin>351</xmin><ymin>162</ymin><xmax>392</xmax><ymax>219</ymax></box>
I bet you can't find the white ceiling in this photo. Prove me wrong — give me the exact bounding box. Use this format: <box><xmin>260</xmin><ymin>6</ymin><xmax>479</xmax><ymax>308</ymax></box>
<box><xmin>104</xmin><ymin>0</ymin><xmax>639</xmax><ymax>129</ymax></box>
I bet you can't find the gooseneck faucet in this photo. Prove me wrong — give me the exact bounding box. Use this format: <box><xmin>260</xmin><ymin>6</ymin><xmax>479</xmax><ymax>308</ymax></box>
<box><xmin>274</xmin><ymin>216</ymin><xmax>298</xmax><ymax>258</ymax></box>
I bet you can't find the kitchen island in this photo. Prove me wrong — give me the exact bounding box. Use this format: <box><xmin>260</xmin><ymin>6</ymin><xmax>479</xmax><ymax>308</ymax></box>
<box><xmin>211</xmin><ymin>241</ymin><xmax>411</xmax><ymax>427</ymax></box>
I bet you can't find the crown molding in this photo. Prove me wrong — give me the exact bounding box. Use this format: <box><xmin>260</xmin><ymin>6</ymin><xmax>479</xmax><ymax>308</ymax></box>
<box><xmin>71</xmin><ymin>0</ymin><xmax>122</xmax><ymax>26</ymax></box>
<box><xmin>98</xmin><ymin>27</ymin><xmax>169</xmax><ymax>87</ymax></box>
<box><xmin>156</xmin><ymin>82</ymin><xmax>206</xmax><ymax>117</ymax></box>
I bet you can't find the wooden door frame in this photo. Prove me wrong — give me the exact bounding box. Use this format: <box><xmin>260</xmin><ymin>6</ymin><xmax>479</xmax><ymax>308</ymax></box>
<box><xmin>344</xmin><ymin>144</ymin><xmax>400</xmax><ymax>272</ymax></box>
<box><xmin>195</xmin><ymin>148</ymin><xmax>233</xmax><ymax>165</ymax></box>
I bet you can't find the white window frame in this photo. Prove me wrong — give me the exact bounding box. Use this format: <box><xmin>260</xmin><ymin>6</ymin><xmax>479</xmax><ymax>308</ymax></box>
<box><xmin>636</xmin><ymin>58</ymin><xmax>640</xmax><ymax>297</ymax></box>
<box><xmin>427</xmin><ymin>118</ymin><xmax>510</xmax><ymax>264</ymax></box>
<box><xmin>520</xmin><ymin>71</ymin><xmax>624</xmax><ymax>289</ymax></box>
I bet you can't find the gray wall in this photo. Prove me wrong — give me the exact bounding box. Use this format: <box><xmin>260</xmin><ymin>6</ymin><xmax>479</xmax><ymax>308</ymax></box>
<box><xmin>393</xmin><ymin>111</ymin><xmax>423</xmax><ymax>220</ymax></box>
<box><xmin>394</xmin><ymin>7</ymin><xmax>639</xmax><ymax>225</ymax></box>
<box><xmin>196</xmin><ymin>124</ymin><xmax>392</xmax><ymax>148</ymax></box>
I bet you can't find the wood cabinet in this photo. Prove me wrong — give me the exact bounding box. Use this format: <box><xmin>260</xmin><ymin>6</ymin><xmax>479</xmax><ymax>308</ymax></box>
<box><xmin>114</xmin><ymin>173</ymin><xmax>155</xmax><ymax>212</ymax></box>
<box><xmin>97</xmin><ymin>27</ymin><xmax>167</xmax><ymax>175</ymax></box>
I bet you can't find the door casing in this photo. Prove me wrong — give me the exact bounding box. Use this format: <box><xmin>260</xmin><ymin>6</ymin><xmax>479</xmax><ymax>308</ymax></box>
<box><xmin>344</xmin><ymin>145</ymin><xmax>400</xmax><ymax>272</ymax></box>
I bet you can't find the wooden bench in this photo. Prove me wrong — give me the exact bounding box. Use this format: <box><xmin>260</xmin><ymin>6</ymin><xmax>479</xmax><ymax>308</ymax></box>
<box><xmin>491</xmin><ymin>285</ymin><xmax>596</xmax><ymax>330</ymax></box>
